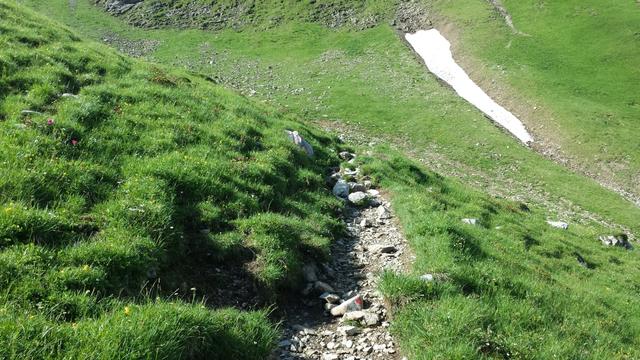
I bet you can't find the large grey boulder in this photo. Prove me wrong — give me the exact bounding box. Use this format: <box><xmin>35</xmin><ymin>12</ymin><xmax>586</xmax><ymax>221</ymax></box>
<box><xmin>332</xmin><ymin>180</ymin><xmax>349</xmax><ymax>198</ymax></box>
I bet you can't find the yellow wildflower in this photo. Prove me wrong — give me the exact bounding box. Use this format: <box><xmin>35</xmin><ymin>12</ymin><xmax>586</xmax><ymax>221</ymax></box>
<box><xmin>124</xmin><ymin>306</ymin><xmax>131</xmax><ymax>316</ymax></box>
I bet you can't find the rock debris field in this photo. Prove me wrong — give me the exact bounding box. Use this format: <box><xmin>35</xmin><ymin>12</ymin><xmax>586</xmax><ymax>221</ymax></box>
<box><xmin>272</xmin><ymin>151</ymin><xmax>411</xmax><ymax>360</ymax></box>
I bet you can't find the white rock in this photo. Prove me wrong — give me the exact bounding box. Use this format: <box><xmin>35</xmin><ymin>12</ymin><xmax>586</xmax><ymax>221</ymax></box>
<box><xmin>420</xmin><ymin>274</ymin><xmax>434</xmax><ymax>282</ymax></box>
<box><xmin>373</xmin><ymin>344</ymin><xmax>386</xmax><ymax>351</ymax></box>
<box><xmin>339</xmin><ymin>151</ymin><xmax>355</xmax><ymax>160</ymax></box>
<box><xmin>285</xmin><ymin>130</ymin><xmax>314</xmax><ymax>157</ymax></box>
<box><xmin>330</xmin><ymin>295</ymin><xmax>364</xmax><ymax>316</ymax></box>
<box><xmin>547</xmin><ymin>220</ymin><xmax>569</xmax><ymax>230</ymax></box>
<box><xmin>376</xmin><ymin>205</ymin><xmax>391</xmax><ymax>219</ymax></box>
<box><xmin>462</xmin><ymin>218</ymin><xmax>478</xmax><ymax>225</ymax></box>
<box><xmin>343</xmin><ymin>168</ymin><xmax>359</xmax><ymax>177</ymax></box>
<box><xmin>345</xmin><ymin>310</ymin><xmax>379</xmax><ymax>326</ymax></box>
<box><xmin>320</xmin><ymin>292</ymin><xmax>341</xmax><ymax>304</ymax></box>
<box><xmin>599</xmin><ymin>234</ymin><xmax>631</xmax><ymax>249</ymax></box>
<box><xmin>348</xmin><ymin>191</ymin><xmax>369</xmax><ymax>206</ymax></box>
<box><xmin>362</xmin><ymin>312</ymin><xmax>380</xmax><ymax>326</ymax></box>
<box><xmin>342</xmin><ymin>311</ymin><xmax>366</xmax><ymax>321</ymax></box>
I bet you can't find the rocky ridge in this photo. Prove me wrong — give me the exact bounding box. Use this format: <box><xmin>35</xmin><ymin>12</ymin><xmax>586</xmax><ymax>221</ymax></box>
<box><xmin>93</xmin><ymin>0</ymin><xmax>431</xmax><ymax>32</ymax></box>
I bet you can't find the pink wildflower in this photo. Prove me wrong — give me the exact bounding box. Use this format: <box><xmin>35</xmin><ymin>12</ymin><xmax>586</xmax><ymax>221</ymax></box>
<box><xmin>71</xmin><ymin>139</ymin><xmax>78</xmax><ymax>146</ymax></box>
<box><xmin>46</xmin><ymin>118</ymin><xmax>55</xmax><ymax>126</ymax></box>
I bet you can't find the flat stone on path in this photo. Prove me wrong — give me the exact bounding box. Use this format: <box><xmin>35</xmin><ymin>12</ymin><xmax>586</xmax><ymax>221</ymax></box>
<box><xmin>338</xmin><ymin>325</ymin><xmax>361</xmax><ymax>336</ymax></box>
<box><xmin>368</xmin><ymin>244</ymin><xmax>398</xmax><ymax>254</ymax></box>
<box><xmin>330</xmin><ymin>295</ymin><xmax>364</xmax><ymax>316</ymax></box>
<box><xmin>348</xmin><ymin>191</ymin><xmax>369</xmax><ymax>206</ymax></box>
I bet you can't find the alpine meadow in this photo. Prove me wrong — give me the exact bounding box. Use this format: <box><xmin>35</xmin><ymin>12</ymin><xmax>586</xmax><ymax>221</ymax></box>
<box><xmin>2</xmin><ymin>1</ymin><xmax>639</xmax><ymax>359</ymax></box>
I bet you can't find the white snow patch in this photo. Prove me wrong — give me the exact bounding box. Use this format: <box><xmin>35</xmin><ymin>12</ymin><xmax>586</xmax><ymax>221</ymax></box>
<box><xmin>405</xmin><ymin>29</ymin><xmax>533</xmax><ymax>144</ymax></box>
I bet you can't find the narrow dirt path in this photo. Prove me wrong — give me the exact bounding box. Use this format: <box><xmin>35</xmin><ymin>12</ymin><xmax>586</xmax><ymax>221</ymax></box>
<box><xmin>272</xmin><ymin>158</ymin><xmax>411</xmax><ymax>360</ymax></box>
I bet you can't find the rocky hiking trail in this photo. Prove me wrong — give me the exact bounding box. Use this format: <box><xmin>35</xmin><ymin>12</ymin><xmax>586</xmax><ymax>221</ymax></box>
<box><xmin>272</xmin><ymin>152</ymin><xmax>411</xmax><ymax>360</ymax></box>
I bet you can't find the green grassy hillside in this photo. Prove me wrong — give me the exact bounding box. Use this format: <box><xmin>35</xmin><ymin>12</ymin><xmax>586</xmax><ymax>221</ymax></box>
<box><xmin>85</xmin><ymin>0</ymin><xmax>640</xmax><ymax>203</ymax></box>
<box><xmin>0</xmin><ymin>1</ymin><xmax>344</xmax><ymax>357</ymax></box>
<box><xmin>430</xmin><ymin>0</ymin><xmax>640</xmax><ymax>203</ymax></box>
<box><xmin>365</xmin><ymin>150</ymin><xmax>640</xmax><ymax>358</ymax></box>
<box><xmin>19</xmin><ymin>0</ymin><xmax>640</xmax><ymax>240</ymax></box>
<box><xmin>3</xmin><ymin>0</ymin><xmax>640</xmax><ymax>359</ymax></box>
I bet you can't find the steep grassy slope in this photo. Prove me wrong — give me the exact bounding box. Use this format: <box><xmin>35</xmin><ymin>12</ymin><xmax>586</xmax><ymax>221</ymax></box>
<box><xmin>363</xmin><ymin>149</ymin><xmax>640</xmax><ymax>358</ymax></box>
<box><xmin>23</xmin><ymin>0</ymin><xmax>640</xmax><ymax>238</ymax></box>
<box><xmin>90</xmin><ymin>0</ymin><xmax>640</xmax><ymax>203</ymax></box>
<box><xmin>0</xmin><ymin>1</ymin><xmax>343</xmax><ymax>357</ymax></box>
<box><xmin>429</xmin><ymin>0</ymin><xmax>640</xmax><ymax>200</ymax></box>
